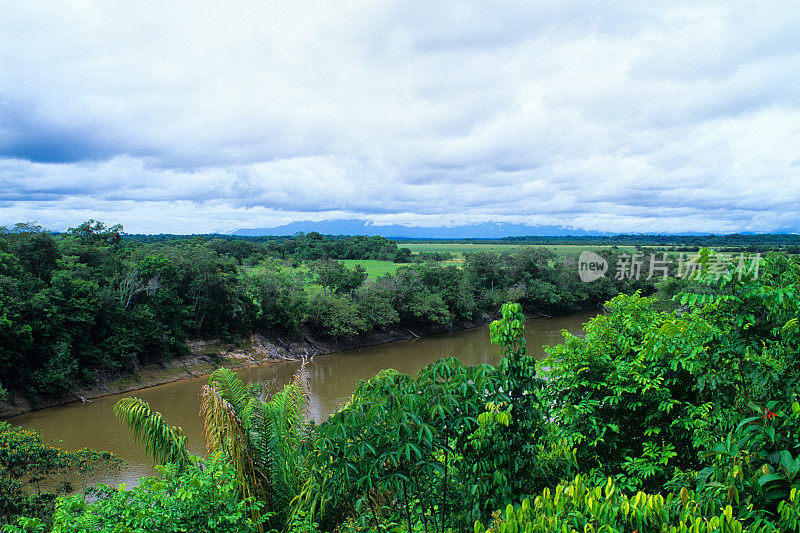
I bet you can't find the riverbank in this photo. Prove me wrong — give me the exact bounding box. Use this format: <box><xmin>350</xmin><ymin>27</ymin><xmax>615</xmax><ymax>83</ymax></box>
<box><xmin>0</xmin><ymin>316</ymin><xmax>493</xmax><ymax>418</ymax></box>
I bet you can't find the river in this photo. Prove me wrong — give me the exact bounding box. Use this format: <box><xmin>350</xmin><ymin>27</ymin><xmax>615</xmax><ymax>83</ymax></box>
<box><xmin>9</xmin><ymin>311</ymin><xmax>595</xmax><ymax>488</ymax></box>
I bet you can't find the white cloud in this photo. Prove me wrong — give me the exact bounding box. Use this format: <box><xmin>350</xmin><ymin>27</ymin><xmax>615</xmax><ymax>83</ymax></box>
<box><xmin>0</xmin><ymin>1</ymin><xmax>798</xmax><ymax>234</ymax></box>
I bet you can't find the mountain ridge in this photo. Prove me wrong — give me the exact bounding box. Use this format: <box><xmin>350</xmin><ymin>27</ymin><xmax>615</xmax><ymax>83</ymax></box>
<box><xmin>231</xmin><ymin>219</ymin><xmax>605</xmax><ymax>238</ymax></box>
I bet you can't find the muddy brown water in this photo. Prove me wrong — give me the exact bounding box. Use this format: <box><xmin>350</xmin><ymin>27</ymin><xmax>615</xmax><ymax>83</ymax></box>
<box><xmin>9</xmin><ymin>311</ymin><xmax>595</xmax><ymax>488</ymax></box>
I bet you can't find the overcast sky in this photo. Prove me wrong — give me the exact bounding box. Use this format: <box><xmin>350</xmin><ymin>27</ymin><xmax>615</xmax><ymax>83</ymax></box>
<box><xmin>1</xmin><ymin>1</ymin><xmax>799</xmax><ymax>234</ymax></box>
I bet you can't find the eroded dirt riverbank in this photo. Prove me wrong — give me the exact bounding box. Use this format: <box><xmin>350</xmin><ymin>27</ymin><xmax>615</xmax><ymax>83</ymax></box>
<box><xmin>0</xmin><ymin>318</ymin><xmax>490</xmax><ymax>418</ymax></box>
<box><xmin>7</xmin><ymin>310</ymin><xmax>596</xmax><ymax>488</ymax></box>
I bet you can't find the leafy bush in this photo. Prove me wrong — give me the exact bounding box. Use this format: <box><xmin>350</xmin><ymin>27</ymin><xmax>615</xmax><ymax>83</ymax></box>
<box><xmin>22</xmin><ymin>459</ymin><xmax>265</xmax><ymax>533</ymax></box>
<box><xmin>475</xmin><ymin>474</ymin><xmax>800</xmax><ymax>533</ymax></box>
<box><xmin>306</xmin><ymin>291</ymin><xmax>368</xmax><ymax>337</ymax></box>
<box><xmin>304</xmin><ymin>358</ymin><xmax>502</xmax><ymax>531</ymax></box>
<box><xmin>541</xmin><ymin>257</ymin><xmax>799</xmax><ymax>492</ymax></box>
<box><xmin>465</xmin><ymin>303</ymin><xmax>550</xmax><ymax>518</ymax></box>
<box><xmin>0</xmin><ymin>422</ymin><xmax>118</xmax><ymax>528</ymax></box>
<box><xmin>685</xmin><ymin>400</ymin><xmax>800</xmax><ymax>523</ymax></box>
<box><xmin>542</xmin><ymin>292</ymin><xmax>730</xmax><ymax>490</ymax></box>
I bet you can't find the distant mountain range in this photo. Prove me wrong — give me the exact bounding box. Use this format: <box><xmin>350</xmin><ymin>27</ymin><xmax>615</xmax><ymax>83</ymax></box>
<box><xmin>231</xmin><ymin>219</ymin><xmax>604</xmax><ymax>238</ymax></box>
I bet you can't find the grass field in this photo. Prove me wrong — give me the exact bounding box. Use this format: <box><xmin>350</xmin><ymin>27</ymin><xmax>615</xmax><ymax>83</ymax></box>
<box><xmin>243</xmin><ymin>259</ymin><xmax>401</xmax><ymax>280</ymax></box>
<box><xmin>402</xmin><ymin>242</ymin><xmax>639</xmax><ymax>260</ymax></box>
<box><xmin>340</xmin><ymin>259</ymin><xmax>403</xmax><ymax>278</ymax></box>
<box><xmin>242</xmin><ymin>243</ymin><xmax>649</xmax><ymax>281</ymax></box>
<box><xmin>243</xmin><ymin>263</ymin><xmax>311</xmax><ymax>277</ymax></box>
<box><xmin>402</xmin><ymin>243</ymin><xmax>526</xmax><ymax>257</ymax></box>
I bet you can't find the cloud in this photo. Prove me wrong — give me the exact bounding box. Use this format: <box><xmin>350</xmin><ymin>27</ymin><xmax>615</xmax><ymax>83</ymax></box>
<box><xmin>1</xmin><ymin>1</ymin><xmax>799</xmax><ymax>234</ymax></box>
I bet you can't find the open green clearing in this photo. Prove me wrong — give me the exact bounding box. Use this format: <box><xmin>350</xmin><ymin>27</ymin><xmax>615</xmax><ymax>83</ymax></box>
<box><xmin>243</xmin><ymin>263</ymin><xmax>310</xmax><ymax>277</ymax></box>
<box><xmin>401</xmin><ymin>242</ymin><xmax>526</xmax><ymax>257</ymax></box>
<box><xmin>243</xmin><ymin>260</ymin><xmax>400</xmax><ymax>279</ymax></box>
<box><xmin>242</xmin><ymin>244</ymin><xmax>646</xmax><ymax>278</ymax></box>
<box><xmin>401</xmin><ymin>242</ymin><xmax>640</xmax><ymax>260</ymax></box>
<box><xmin>339</xmin><ymin>259</ymin><xmax>403</xmax><ymax>278</ymax></box>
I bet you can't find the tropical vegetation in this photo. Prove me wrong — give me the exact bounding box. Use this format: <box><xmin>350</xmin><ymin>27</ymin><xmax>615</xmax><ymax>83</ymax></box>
<box><xmin>0</xmin><ymin>221</ymin><xmax>649</xmax><ymax>403</ymax></box>
<box><xmin>4</xmin><ymin>247</ymin><xmax>800</xmax><ymax>532</ymax></box>
<box><xmin>0</xmin><ymin>422</ymin><xmax>118</xmax><ymax>528</ymax></box>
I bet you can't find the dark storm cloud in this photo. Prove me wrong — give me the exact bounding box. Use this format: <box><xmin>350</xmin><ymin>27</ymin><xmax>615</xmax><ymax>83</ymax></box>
<box><xmin>0</xmin><ymin>100</ymin><xmax>117</xmax><ymax>163</ymax></box>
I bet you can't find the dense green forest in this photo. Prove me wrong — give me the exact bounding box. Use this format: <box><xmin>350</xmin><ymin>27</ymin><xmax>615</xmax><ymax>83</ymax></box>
<box><xmin>0</xmin><ymin>221</ymin><xmax>651</xmax><ymax>402</ymax></box>
<box><xmin>119</xmin><ymin>231</ymin><xmax>800</xmax><ymax>250</ymax></box>
<box><xmin>3</xmin><ymin>250</ymin><xmax>800</xmax><ymax>532</ymax></box>
<box><xmin>482</xmin><ymin>233</ymin><xmax>800</xmax><ymax>249</ymax></box>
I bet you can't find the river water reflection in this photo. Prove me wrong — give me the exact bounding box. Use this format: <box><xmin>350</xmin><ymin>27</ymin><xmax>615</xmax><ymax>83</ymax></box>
<box><xmin>10</xmin><ymin>311</ymin><xmax>595</xmax><ymax>487</ymax></box>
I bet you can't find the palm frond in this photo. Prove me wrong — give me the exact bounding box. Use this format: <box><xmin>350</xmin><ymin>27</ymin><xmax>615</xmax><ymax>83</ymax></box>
<box><xmin>113</xmin><ymin>397</ymin><xmax>190</xmax><ymax>469</ymax></box>
<box><xmin>262</xmin><ymin>384</ymin><xmax>313</xmax><ymax>509</ymax></box>
<box><xmin>207</xmin><ymin>368</ymin><xmax>250</xmax><ymax>415</ymax></box>
<box><xmin>198</xmin><ymin>365</ymin><xmax>314</xmax><ymax>530</ymax></box>
<box><xmin>201</xmin><ymin>384</ymin><xmax>268</xmax><ymax>499</ymax></box>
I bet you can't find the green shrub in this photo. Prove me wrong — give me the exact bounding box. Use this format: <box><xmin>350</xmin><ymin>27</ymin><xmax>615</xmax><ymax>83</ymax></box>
<box><xmin>465</xmin><ymin>303</ymin><xmax>551</xmax><ymax>519</ymax></box>
<box><xmin>304</xmin><ymin>358</ymin><xmax>502</xmax><ymax>531</ymax></box>
<box><xmin>475</xmin><ymin>475</ymin><xmax>800</xmax><ymax>533</ymax></box>
<box><xmin>44</xmin><ymin>458</ymin><xmax>264</xmax><ymax>533</ymax></box>
<box><xmin>306</xmin><ymin>291</ymin><xmax>368</xmax><ymax>337</ymax></box>
<box><xmin>684</xmin><ymin>400</ymin><xmax>800</xmax><ymax>522</ymax></box>
<box><xmin>0</xmin><ymin>422</ymin><xmax>118</xmax><ymax>528</ymax></box>
<box><xmin>541</xmin><ymin>267</ymin><xmax>800</xmax><ymax>492</ymax></box>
